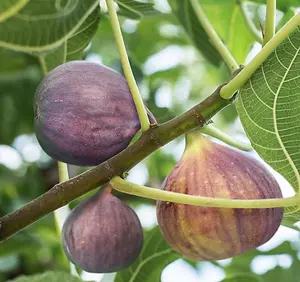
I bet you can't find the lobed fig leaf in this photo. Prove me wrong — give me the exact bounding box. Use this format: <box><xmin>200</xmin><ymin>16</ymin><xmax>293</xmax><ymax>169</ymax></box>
<box><xmin>62</xmin><ymin>185</ymin><xmax>143</xmax><ymax>273</ymax></box>
<box><xmin>156</xmin><ymin>131</ymin><xmax>284</xmax><ymax>261</ymax></box>
<box><xmin>34</xmin><ymin>61</ymin><xmax>155</xmax><ymax>166</ymax></box>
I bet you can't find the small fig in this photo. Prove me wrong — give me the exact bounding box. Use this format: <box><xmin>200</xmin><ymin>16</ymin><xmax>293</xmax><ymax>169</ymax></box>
<box><xmin>62</xmin><ymin>185</ymin><xmax>143</xmax><ymax>273</ymax></box>
<box><xmin>34</xmin><ymin>61</ymin><xmax>155</xmax><ymax>166</ymax></box>
<box><xmin>156</xmin><ymin>131</ymin><xmax>283</xmax><ymax>261</ymax></box>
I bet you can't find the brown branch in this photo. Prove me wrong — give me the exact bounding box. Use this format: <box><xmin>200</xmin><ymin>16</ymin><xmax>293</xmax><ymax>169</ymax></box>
<box><xmin>0</xmin><ymin>85</ymin><xmax>234</xmax><ymax>242</ymax></box>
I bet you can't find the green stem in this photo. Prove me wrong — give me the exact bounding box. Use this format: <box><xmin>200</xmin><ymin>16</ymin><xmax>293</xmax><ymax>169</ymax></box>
<box><xmin>56</xmin><ymin>159</ymin><xmax>79</xmax><ymax>277</ymax></box>
<box><xmin>238</xmin><ymin>0</ymin><xmax>263</xmax><ymax>44</ymax></box>
<box><xmin>105</xmin><ymin>0</ymin><xmax>150</xmax><ymax>132</ymax></box>
<box><xmin>263</xmin><ymin>0</ymin><xmax>276</xmax><ymax>46</ymax></box>
<box><xmin>190</xmin><ymin>0</ymin><xmax>239</xmax><ymax>73</ymax></box>
<box><xmin>110</xmin><ymin>177</ymin><xmax>300</xmax><ymax>208</ymax></box>
<box><xmin>57</xmin><ymin>162</ymin><xmax>69</xmax><ymax>182</ymax></box>
<box><xmin>200</xmin><ymin>125</ymin><xmax>252</xmax><ymax>151</ymax></box>
<box><xmin>220</xmin><ymin>12</ymin><xmax>300</xmax><ymax>99</ymax></box>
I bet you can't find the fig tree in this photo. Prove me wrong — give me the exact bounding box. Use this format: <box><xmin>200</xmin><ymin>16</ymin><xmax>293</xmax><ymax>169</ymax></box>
<box><xmin>34</xmin><ymin>61</ymin><xmax>155</xmax><ymax>166</ymax></box>
<box><xmin>62</xmin><ymin>184</ymin><xmax>143</xmax><ymax>273</ymax></box>
<box><xmin>156</xmin><ymin>131</ymin><xmax>283</xmax><ymax>261</ymax></box>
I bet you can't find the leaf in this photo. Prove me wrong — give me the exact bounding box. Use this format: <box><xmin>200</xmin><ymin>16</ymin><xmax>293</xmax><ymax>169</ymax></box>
<box><xmin>0</xmin><ymin>233</ymin><xmax>41</xmax><ymax>257</ymax></box>
<box><xmin>262</xmin><ymin>261</ymin><xmax>300</xmax><ymax>281</ymax></box>
<box><xmin>168</xmin><ymin>0</ymin><xmax>222</xmax><ymax>66</ymax></box>
<box><xmin>116</xmin><ymin>0</ymin><xmax>160</xmax><ymax>19</ymax></box>
<box><xmin>39</xmin><ymin>7</ymin><xmax>100</xmax><ymax>73</ymax></box>
<box><xmin>0</xmin><ymin>59</ymin><xmax>40</xmax><ymax>144</ymax></box>
<box><xmin>236</xmin><ymin>27</ymin><xmax>300</xmax><ymax>195</ymax></box>
<box><xmin>66</xmin><ymin>8</ymin><xmax>100</xmax><ymax>61</ymax></box>
<box><xmin>6</xmin><ymin>271</ymin><xmax>86</xmax><ymax>282</ymax></box>
<box><xmin>0</xmin><ymin>0</ymin><xmax>99</xmax><ymax>53</ymax></box>
<box><xmin>202</xmin><ymin>1</ymin><xmax>255</xmax><ymax>65</ymax></box>
<box><xmin>0</xmin><ymin>0</ymin><xmax>29</xmax><ymax>22</ymax></box>
<box><xmin>114</xmin><ymin>226</ymin><xmax>179</xmax><ymax>282</ymax></box>
<box><xmin>222</xmin><ymin>273</ymin><xmax>263</xmax><ymax>282</ymax></box>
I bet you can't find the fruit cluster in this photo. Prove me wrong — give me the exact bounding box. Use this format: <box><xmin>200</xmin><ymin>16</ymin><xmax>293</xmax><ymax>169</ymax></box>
<box><xmin>35</xmin><ymin>61</ymin><xmax>283</xmax><ymax>273</ymax></box>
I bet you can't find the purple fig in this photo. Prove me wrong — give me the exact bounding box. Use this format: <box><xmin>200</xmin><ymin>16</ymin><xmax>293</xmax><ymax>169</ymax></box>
<box><xmin>34</xmin><ymin>61</ymin><xmax>155</xmax><ymax>166</ymax></box>
<box><xmin>156</xmin><ymin>131</ymin><xmax>283</xmax><ymax>261</ymax></box>
<box><xmin>62</xmin><ymin>184</ymin><xmax>143</xmax><ymax>273</ymax></box>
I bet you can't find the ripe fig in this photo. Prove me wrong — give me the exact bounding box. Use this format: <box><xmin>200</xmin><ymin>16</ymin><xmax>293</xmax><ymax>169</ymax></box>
<box><xmin>62</xmin><ymin>185</ymin><xmax>143</xmax><ymax>273</ymax></box>
<box><xmin>156</xmin><ymin>131</ymin><xmax>283</xmax><ymax>261</ymax></box>
<box><xmin>34</xmin><ymin>61</ymin><xmax>155</xmax><ymax>166</ymax></box>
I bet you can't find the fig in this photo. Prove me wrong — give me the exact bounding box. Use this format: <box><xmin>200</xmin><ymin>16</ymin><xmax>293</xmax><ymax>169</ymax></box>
<box><xmin>34</xmin><ymin>61</ymin><xmax>155</xmax><ymax>166</ymax></box>
<box><xmin>156</xmin><ymin>131</ymin><xmax>283</xmax><ymax>261</ymax></box>
<box><xmin>62</xmin><ymin>184</ymin><xmax>143</xmax><ymax>273</ymax></box>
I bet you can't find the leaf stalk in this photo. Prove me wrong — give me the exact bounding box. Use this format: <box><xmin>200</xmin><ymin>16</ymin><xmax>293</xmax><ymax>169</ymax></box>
<box><xmin>110</xmin><ymin>176</ymin><xmax>300</xmax><ymax>209</ymax></box>
<box><xmin>237</xmin><ymin>0</ymin><xmax>263</xmax><ymax>44</ymax></box>
<box><xmin>220</xmin><ymin>12</ymin><xmax>300</xmax><ymax>99</ymax></box>
<box><xmin>263</xmin><ymin>0</ymin><xmax>276</xmax><ymax>46</ymax></box>
<box><xmin>105</xmin><ymin>0</ymin><xmax>150</xmax><ymax>131</ymax></box>
<box><xmin>190</xmin><ymin>0</ymin><xmax>239</xmax><ymax>73</ymax></box>
<box><xmin>200</xmin><ymin>125</ymin><xmax>252</xmax><ymax>151</ymax></box>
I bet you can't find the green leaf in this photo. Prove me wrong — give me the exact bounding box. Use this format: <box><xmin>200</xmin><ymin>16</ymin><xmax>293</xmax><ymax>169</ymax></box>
<box><xmin>262</xmin><ymin>261</ymin><xmax>300</xmax><ymax>281</ymax></box>
<box><xmin>202</xmin><ymin>1</ymin><xmax>255</xmax><ymax>65</ymax></box>
<box><xmin>66</xmin><ymin>8</ymin><xmax>100</xmax><ymax>61</ymax></box>
<box><xmin>39</xmin><ymin>7</ymin><xmax>100</xmax><ymax>73</ymax></box>
<box><xmin>0</xmin><ymin>234</ymin><xmax>41</xmax><ymax>257</ymax></box>
<box><xmin>236</xmin><ymin>27</ymin><xmax>300</xmax><ymax>194</ymax></box>
<box><xmin>0</xmin><ymin>0</ymin><xmax>29</xmax><ymax>22</ymax></box>
<box><xmin>0</xmin><ymin>0</ymin><xmax>99</xmax><ymax>53</ymax></box>
<box><xmin>7</xmin><ymin>271</ymin><xmax>85</xmax><ymax>282</ymax></box>
<box><xmin>116</xmin><ymin>0</ymin><xmax>160</xmax><ymax>19</ymax></box>
<box><xmin>282</xmin><ymin>211</ymin><xmax>300</xmax><ymax>231</ymax></box>
<box><xmin>222</xmin><ymin>273</ymin><xmax>263</xmax><ymax>282</ymax></box>
<box><xmin>114</xmin><ymin>226</ymin><xmax>179</xmax><ymax>282</ymax></box>
<box><xmin>168</xmin><ymin>0</ymin><xmax>222</xmax><ymax>66</ymax></box>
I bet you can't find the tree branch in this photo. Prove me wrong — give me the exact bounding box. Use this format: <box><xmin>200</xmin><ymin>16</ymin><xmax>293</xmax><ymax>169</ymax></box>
<box><xmin>0</xmin><ymin>85</ymin><xmax>233</xmax><ymax>242</ymax></box>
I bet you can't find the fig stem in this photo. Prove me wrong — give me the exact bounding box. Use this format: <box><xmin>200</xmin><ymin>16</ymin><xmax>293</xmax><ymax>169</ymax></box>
<box><xmin>190</xmin><ymin>0</ymin><xmax>239</xmax><ymax>74</ymax></box>
<box><xmin>220</xmin><ymin>12</ymin><xmax>300</xmax><ymax>99</ymax></box>
<box><xmin>105</xmin><ymin>0</ymin><xmax>150</xmax><ymax>132</ymax></box>
<box><xmin>110</xmin><ymin>176</ymin><xmax>300</xmax><ymax>209</ymax></box>
<box><xmin>237</xmin><ymin>0</ymin><xmax>263</xmax><ymax>44</ymax></box>
<box><xmin>263</xmin><ymin>0</ymin><xmax>276</xmax><ymax>46</ymax></box>
<box><xmin>199</xmin><ymin>125</ymin><xmax>252</xmax><ymax>152</ymax></box>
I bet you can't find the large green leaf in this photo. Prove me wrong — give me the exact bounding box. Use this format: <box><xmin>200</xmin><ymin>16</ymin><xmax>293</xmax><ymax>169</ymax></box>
<box><xmin>0</xmin><ymin>0</ymin><xmax>29</xmax><ymax>22</ymax></box>
<box><xmin>7</xmin><ymin>271</ymin><xmax>87</xmax><ymax>282</ymax></box>
<box><xmin>236</xmin><ymin>28</ymin><xmax>300</xmax><ymax>195</ymax></box>
<box><xmin>116</xmin><ymin>0</ymin><xmax>160</xmax><ymax>19</ymax></box>
<box><xmin>222</xmin><ymin>273</ymin><xmax>263</xmax><ymax>282</ymax></box>
<box><xmin>39</xmin><ymin>7</ymin><xmax>100</xmax><ymax>73</ymax></box>
<box><xmin>0</xmin><ymin>0</ymin><xmax>98</xmax><ymax>53</ymax></box>
<box><xmin>114</xmin><ymin>226</ymin><xmax>179</xmax><ymax>282</ymax></box>
<box><xmin>202</xmin><ymin>1</ymin><xmax>255</xmax><ymax>65</ymax></box>
<box><xmin>168</xmin><ymin>0</ymin><xmax>222</xmax><ymax>66</ymax></box>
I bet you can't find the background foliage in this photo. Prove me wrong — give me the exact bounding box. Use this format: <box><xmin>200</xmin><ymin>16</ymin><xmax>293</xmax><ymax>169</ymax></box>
<box><xmin>1</xmin><ymin>0</ymin><xmax>300</xmax><ymax>281</ymax></box>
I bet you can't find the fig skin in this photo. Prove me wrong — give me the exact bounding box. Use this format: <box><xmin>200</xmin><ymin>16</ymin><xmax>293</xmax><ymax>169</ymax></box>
<box><xmin>62</xmin><ymin>185</ymin><xmax>143</xmax><ymax>273</ymax></box>
<box><xmin>156</xmin><ymin>132</ymin><xmax>283</xmax><ymax>261</ymax></box>
<box><xmin>34</xmin><ymin>61</ymin><xmax>155</xmax><ymax>166</ymax></box>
